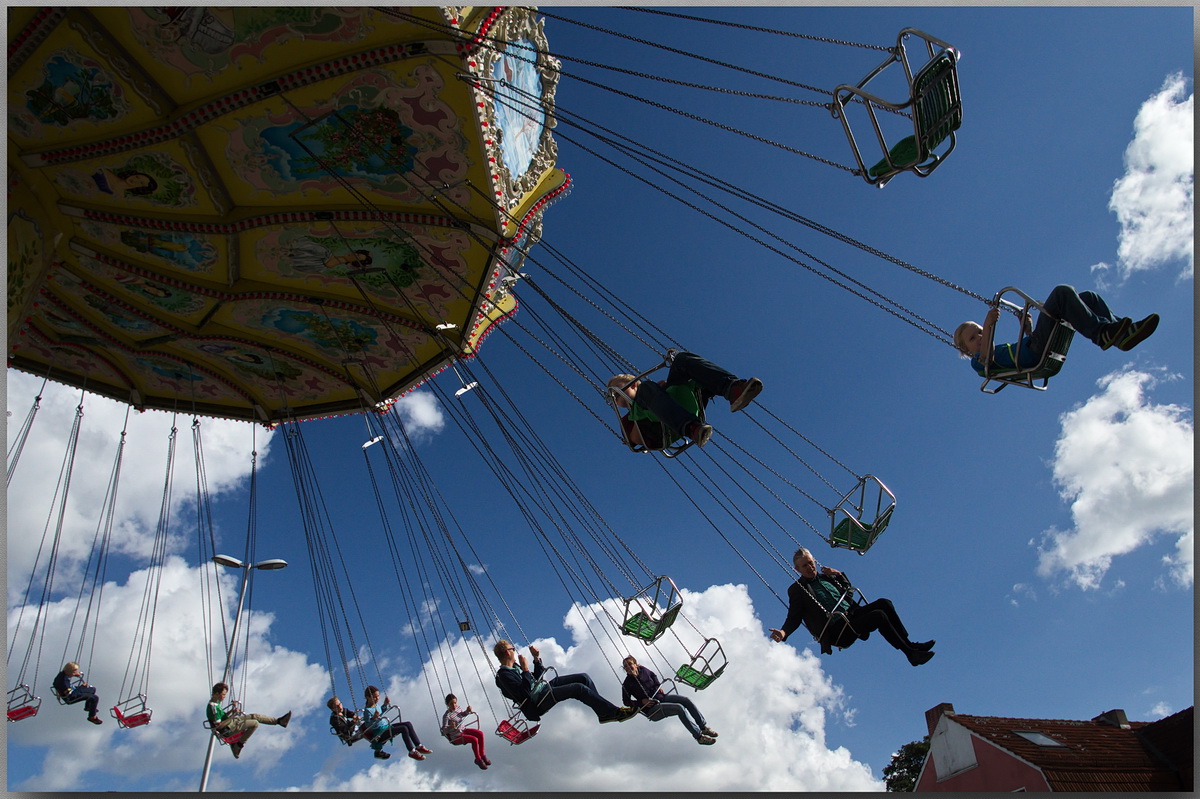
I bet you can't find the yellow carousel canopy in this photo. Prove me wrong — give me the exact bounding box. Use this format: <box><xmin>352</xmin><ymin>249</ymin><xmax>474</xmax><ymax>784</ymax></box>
<box><xmin>7</xmin><ymin>6</ymin><xmax>568</xmax><ymax>423</ymax></box>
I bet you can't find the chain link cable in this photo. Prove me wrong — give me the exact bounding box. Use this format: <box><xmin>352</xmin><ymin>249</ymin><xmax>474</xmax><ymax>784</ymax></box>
<box><xmin>623</xmin><ymin>7</ymin><xmax>895</xmax><ymax>53</ymax></box>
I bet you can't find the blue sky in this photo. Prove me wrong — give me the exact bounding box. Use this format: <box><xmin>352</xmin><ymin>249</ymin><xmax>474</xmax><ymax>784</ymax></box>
<box><xmin>5</xmin><ymin>6</ymin><xmax>1194</xmax><ymax>792</ymax></box>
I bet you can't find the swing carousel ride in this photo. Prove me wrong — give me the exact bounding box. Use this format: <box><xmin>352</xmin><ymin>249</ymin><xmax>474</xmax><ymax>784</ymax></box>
<box><xmin>8</xmin><ymin>6</ymin><xmax>566</xmax><ymax>423</ymax></box>
<box><xmin>8</xmin><ymin>6</ymin><xmax>974</xmax><ymax>787</ymax></box>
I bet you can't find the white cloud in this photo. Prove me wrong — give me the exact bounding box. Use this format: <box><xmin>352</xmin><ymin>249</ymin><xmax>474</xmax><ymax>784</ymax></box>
<box><xmin>6</xmin><ymin>370</ymin><xmax>271</xmax><ymax>597</ymax></box>
<box><xmin>283</xmin><ymin>583</ymin><xmax>882</xmax><ymax>792</ymax></box>
<box><xmin>1147</xmin><ymin>701</ymin><xmax>1173</xmax><ymax>719</ymax></box>
<box><xmin>1103</xmin><ymin>73</ymin><xmax>1194</xmax><ymax>279</ymax></box>
<box><xmin>390</xmin><ymin>390</ymin><xmax>445</xmax><ymax>442</ymax></box>
<box><xmin>1036</xmin><ymin>369</ymin><xmax>1194</xmax><ymax>589</ymax></box>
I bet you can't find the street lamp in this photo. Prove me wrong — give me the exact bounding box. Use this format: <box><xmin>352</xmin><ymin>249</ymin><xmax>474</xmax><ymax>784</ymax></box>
<box><xmin>199</xmin><ymin>554</ymin><xmax>288</xmax><ymax>792</ymax></box>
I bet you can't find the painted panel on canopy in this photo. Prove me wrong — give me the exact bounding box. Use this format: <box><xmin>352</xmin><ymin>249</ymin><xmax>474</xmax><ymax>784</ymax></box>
<box><xmin>217</xmin><ymin>298</ymin><xmax>433</xmax><ymax>372</ymax></box>
<box><xmin>73</xmin><ymin>216</ymin><xmax>226</xmax><ymax>279</ymax></box>
<box><xmin>72</xmin><ymin>254</ymin><xmax>218</xmax><ymax>327</ymax></box>
<box><xmin>7</xmin><ymin>16</ymin><xmax>162</xmax><ymax>149</ymax></box>
<box><xmin>245</xmin><ymin>220</ymin><xmax>480</xmax><ymax>324</ymax></box>
<box><xmin>44</xmin><ymin>269</ymin><xmax>180</xmax><ymax>345</ymax></box>
<box><xmin>16</xmin><ymin>332</ymin><xmax>134</xmax><ymax>397</ymax></box>
<box><xmin>207</xmin><ymin>62</ymin><xmax>479</xmax><ymax>212</ymax></box>
<box><xmin>95</xmin><ymin>7</ymin><xmax>449</xmax><ymax>103</ymax></box>
<box><xmin>48</xmin><ymin>143</ymin><xmax>225</xmax><ymax>216</ymax></box>
<box><xmin>174</xmin><ymin>339</ymin><xmax>349</xmax><ymax>409</ymax></box>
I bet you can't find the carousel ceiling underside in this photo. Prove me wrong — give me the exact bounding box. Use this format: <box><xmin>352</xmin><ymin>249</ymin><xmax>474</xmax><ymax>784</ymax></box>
<box><xmin>7</xmin><ymin>6</ymin><xmax>566</xmax><ymax>423</ymax></box>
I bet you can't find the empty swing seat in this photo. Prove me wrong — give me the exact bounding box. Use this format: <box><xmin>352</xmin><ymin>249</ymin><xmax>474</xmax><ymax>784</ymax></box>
<box><xmin>496</xmin><ymin>718</ymin><xmax>540</xmax><ymax>745</ymax></box>
<box><xmin>828</xmin><ymin>475</ymin><xmax>896</xmax><ymax>554</ymax></box>
<box><xmin>833</xmin><ymin>28</ymin><xmax>962</xmax><ymax>187</ymax></box>
<box><xmin>621</xmin><ymin>576</ymin><xmax>683</xmax><ymax>643</ymax></box>
<box><xmin>7</xmin><ymin>685</ymin><xmax>41</xmax><ymax>723</ymax></box>
<box><xmin>674</xmin><ymin>637</ymin><xmax>728</xmax><ymax>690</ymax></box>
<box><xmin>111</xmin><ymin>695</ymin><xmax>153</xmax><ymax>728</ymax></box>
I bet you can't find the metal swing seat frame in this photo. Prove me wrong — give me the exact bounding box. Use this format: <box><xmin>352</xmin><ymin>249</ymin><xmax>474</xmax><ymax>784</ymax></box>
<box><xmin>358</xmin><ymin>703</ymin><xmax>406</xmax><ymax>751</ymax></box>
<box><xmin>636</xmin><ymin>678</ymin><xmax>683</xmax><ymax>718</ymax></box>
<box><xmin>495</xmin><ymin>666</ymin><xmax>556</xmax><ymax>745</ymax></box>
<box><xmin>329</xmin><ymin>709</ymin><xmax>372</xmax><ymax>747</ymax></box>
<box><xmin>7</xmin><ymin>683</ymin><xmax>41</xmax><ymax>723</ymax></box>
<box><xmin>204</xmin><ymin>703</ymin><xmax>251</xmax><ymax>746</ymax></box>
<box><xmin>53</xmin><ymin>675</ymin><xmax>87</xmax><ymax>706</ymax></box>
<box><xmin>978</xmin><ymin>286</ymin><xmax>1076</xmax><ymax>394</ymax></box>
<box><xmin>621</xmin><ymin>575</ymin><xmax>684</xmax><ymax>643</ymax></box>
<box><xmin>827</xmin><ymin>475</ymin><xmax>896</xmax><ymax>554</ymax></box>
<box><xmin>832</xmin><ymin>28</ymin><xmax>963</xmax><ymax>188</ymax></box>
<box><xmin>110</xmin><ymin>693</ymin><xmax>153</xmax><ymax>728</ymax></box>
<box><xmin>674</xmin><ymin>637</ymin><xmax>727</xmax><ymax>690</ymax></box>
<box><xmin>814</xmin><ymin>584</ymin><xmax>871</xmax><ymax>652</ymax></box>
<box><xmin>606</xmin><ymin>349</ymin><xmax>705</xmax><ymax>459</ymax></box>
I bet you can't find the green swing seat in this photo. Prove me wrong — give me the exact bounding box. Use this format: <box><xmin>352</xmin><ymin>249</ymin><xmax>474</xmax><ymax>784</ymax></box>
<box><xmin>832</xmin><ymin>28</ymin><xmax>962</xmax><ymax>187</ymax></box>
<box><xmin>831</xmin><ymin>504</ymin><xmax>895</xmax><ymax>553</ymax></box>
<box><xmin>674</xmin><ymin>637</ymin><xmax>727</xmax><ymax>690</ymax></box>
<box><xmin>827</xmin><ymin>475</ymin><xmax>896</xmax><ymax>555</ymax></box>
<box><xmin>674</xmin><ymin>661</ymin><xmax>727</xmax><ymax>690</ymax></box>
<box><xmin>622</xmin><ymin>605</ymin><xmax>683</xmax><ymax>642</ymax></box>
<box><xmin>621</xmin><ymin>576</ymin><xmax>683</xmax><ymax>643</ymax></box>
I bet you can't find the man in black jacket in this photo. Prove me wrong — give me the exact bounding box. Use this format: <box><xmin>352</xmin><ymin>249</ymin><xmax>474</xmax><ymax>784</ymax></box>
<box><xmin>493</xmin><ymin>640</ymin><xmax>637</xmax><ymax>723</ymax></box>
<box><xmin>768</xmin><ymin>547</ymin><xmax>936</xmax><ymax>666</ymax></box>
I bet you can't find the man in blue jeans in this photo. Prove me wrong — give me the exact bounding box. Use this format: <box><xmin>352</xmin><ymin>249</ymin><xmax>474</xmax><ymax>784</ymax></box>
<box><xmin>608</xmin><ymin>351</ymin><xmax>764</xmax><ymax>449</ymax></box>
<box><xmin>621</xmin><ymin>655</ymin><xmax>718</xmax><ymax>745</ymax></box>
<box><xmin>494</xmin><ymin>640</ymin><xmax>637</xmax><ymax>724</ymax></box>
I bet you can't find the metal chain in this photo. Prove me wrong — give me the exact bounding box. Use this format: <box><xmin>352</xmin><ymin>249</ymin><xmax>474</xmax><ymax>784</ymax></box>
<box><xmin>537</xmin><ymin>9</ymin><xmax>838</xmax><ymax>102</ymax></box>
<box><xmin>624</xmin><ymin>7</ymin><xmax>894</xmax><ymax>53</ymax></box>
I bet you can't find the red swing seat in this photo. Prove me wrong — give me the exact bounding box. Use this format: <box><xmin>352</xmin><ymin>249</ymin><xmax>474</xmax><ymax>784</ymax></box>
<box><xmin>111</xmin><ymin>694</ymin><xmax>153</xmax><ymax>728</ymax></box>
<box><xmin>496</xmin><ymin>718</ymin><xmax>540</xmax><ymax>744</ymax></box>
<box><xmin>8</xmin><ymin>684</ymin><xmax>41</xmax><ymax>723</ymax></box>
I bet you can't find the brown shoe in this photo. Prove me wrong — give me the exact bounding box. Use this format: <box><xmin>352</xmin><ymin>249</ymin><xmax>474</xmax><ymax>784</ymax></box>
<box><xmin>726</xmin><ymin>378</ymin><xmax>763</xmax><ymax>412</ymax></box>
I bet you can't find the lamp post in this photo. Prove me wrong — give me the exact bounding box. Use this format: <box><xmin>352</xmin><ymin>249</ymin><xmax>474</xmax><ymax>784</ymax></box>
<box><xmin>199</xmin><ymin>555</ymin><xmax>288</xmax><ymax>792</ymax></box>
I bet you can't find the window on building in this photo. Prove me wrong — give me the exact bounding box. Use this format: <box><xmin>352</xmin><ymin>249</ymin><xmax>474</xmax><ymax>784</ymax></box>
<box><xmin>1012</xmin><ymin>730</ymin><xmax>1066</xmax><ymax>747</ymax></box>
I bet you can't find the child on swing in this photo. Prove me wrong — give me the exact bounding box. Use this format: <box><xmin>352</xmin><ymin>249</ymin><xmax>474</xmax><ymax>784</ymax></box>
<box><xmin>608</xmin><ymin>351</ymin><xmax>763</xmax><ymax>450</ymax></box>
<box><xmin>953</xmin><ymin>284</ymin><xmax>1158</xmax><ymax>376</ymax></box>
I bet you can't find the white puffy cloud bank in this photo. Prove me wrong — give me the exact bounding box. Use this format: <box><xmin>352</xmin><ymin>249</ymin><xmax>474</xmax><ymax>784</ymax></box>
<box><xmin>1101</xmin><ymin>72</ymin><xmax>1194</xmax><ymax>279</ymax></box>
<box><xmin>1036</xmin><ymin>369</ymin><xmax>1194</xmax><ymax>589</ymax></box>
<box><xmin>6</xmin><ymin>372</ymin><xmax>880</xmax><ymax>792</ymax></box>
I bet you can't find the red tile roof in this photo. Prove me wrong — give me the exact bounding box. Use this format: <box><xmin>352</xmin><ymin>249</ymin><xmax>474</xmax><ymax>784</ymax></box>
<box><xmin>946</xmin><ymin>707</ymin><xmax>1192</xmax><ymax>792</ymax></box>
